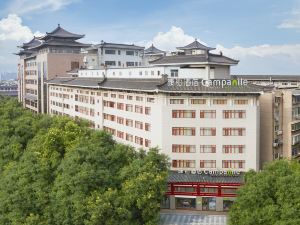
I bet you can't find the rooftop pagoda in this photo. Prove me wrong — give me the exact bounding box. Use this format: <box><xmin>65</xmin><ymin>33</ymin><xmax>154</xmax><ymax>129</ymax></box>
<box><xmin>144</xmin><ymin>44</ymin><xmax>165</xmax><ymax>55</ymax></box>
<box><xmin>40</xmin><ymin>24</ymin><xmax>85</xmax><ymax>41</ymax></box>
<box><xmin>177</xmin><ymin>39</ymin><xmax>215</xmax><ymax>51</ymax></box>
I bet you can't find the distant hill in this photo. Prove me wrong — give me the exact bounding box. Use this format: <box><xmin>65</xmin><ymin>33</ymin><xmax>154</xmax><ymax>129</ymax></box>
<box><xmin>0</xmin><ymin>72</ymin><xmax>17</xmax><ymax>81</ymax></box>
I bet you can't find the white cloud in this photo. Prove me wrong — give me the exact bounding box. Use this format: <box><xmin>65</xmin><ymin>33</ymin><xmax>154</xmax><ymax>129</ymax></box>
<box><xmin>278</xmin><ymin>9</ymin><xmax>300</xmax><ymax>29</ymax></box>
<box><xmin>215</xmin><ymin>44</ymin><xmax>300</xmax><ymax>63</ymax></box>
<box><xmin>0</xmin><ymin>14</ymin><xmax>43</xmax><ymax>73</ymax></box>
<box><xmin>145</xmin><ymin>26</ymin><xmax>198</xmax><ymax>51</ymax></box>
<box><xmin>7</xmin><ymin>0</ymin><xmax>79</xmax><ymax>15</ymax></box>
<box><xmin>0</xmin><ymin>14</ymin><xmax>42</xmax><ymax>42</ymax></box>
<box><xmin>215</xmin><ymin>44</ymin><xmax>300</xmax><ymax>74</ymax></box>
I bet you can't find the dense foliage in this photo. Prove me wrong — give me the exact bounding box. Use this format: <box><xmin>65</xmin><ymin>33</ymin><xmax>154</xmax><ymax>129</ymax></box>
<box><xmin>229</xmin><ymin>160</ymin><xmax>300</xmax><ymax>225</ymax></box>
<box><xmin>0</xmin><ymin>96</ymin><xmax>169</xmax><ymax>225</ymax></box>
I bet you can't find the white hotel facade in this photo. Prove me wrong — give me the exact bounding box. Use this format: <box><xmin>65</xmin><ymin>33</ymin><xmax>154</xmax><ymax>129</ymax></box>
<box><xmin>47</xmin><ymin>40</ymin><xmax>262</xmax><ymax>172</ymax></box>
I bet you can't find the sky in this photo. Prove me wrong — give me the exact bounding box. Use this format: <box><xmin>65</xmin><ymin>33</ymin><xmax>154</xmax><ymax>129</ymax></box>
<box><xmin>1</xmin><ymin>0</ymin><xmax>300</xmax><ymax>75</ymax></box>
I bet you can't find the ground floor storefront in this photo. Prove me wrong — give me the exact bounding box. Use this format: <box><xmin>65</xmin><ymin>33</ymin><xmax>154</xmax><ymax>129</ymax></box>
<box><xmin>162</xmin><ymin>171</ymin><xmax>243</xmax><ymax>212</ymax></box>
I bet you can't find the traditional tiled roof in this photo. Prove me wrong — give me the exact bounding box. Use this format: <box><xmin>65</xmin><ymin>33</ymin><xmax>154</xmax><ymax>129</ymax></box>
<box><xmin>144</xmin><ymin>44</ymin><xmax>165</xmax><ymax>55</ymax></box>
<box><xmin>19</xmin><ymin>37</ymin><xmax>43</xmax><ymax>49</ymax></box>
<box><xmin>177</xmin><ymin>39</ymin><xmax>215</xmax><ymax>51</ymax></box>
<box><xmin>41</xmin><ymin>24</ymin><xmax>84</xmax><ymax>40</ymax></box>
<box><xmin>47</xmin><ymin>76</ymin><xmax>264</xmax><ymax>94</ymax></box>
<box><xmin>168</xmin><ymin>170</ymin><xmax>244</xmax><ymax>184</ymax></box>
<box><xmin>150</xmin><ymin>53</ymin><xmax>239</xmax><ymax>65</ymax></box>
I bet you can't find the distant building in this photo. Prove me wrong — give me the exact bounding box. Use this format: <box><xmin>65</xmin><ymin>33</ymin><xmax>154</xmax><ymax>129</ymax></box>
<box><xmin>16</xmin><ymin>24</ymin><xmax>90</xmax><ymax>113</ymax></box>
<box><xmin>0</xmin><ymin>81</ymin><xmax>18</xmax><ymax>97</ymax></box>
<box><xmin>83</xmin><ymin>41</ymin><xmax>145</xmax><ymax>69</ymax></box>
<box><xmin>234</xmin><ymin>75</ymin><xmax>300</xmax><ymax>88</ymax></box>
<box><xmin>260</xmin><ymin>88</ymin><xmax>300</xmax><ymax>166</ymax></box>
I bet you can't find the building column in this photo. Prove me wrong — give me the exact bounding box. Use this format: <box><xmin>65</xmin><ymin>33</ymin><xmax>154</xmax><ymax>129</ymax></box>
<box><xmin>216</xmin><ymin>197</ymin><xmax>223</xmax><ymax>212</ymax></box>
<box><xmin>170</xmin><ymin>196</ymin><xmax>175</xmax><ymax>210</ymax></box>
<box><xmin>196</xmin><ymin>196</ymin><xmax>202</xmax><ymax>211</ymax></box>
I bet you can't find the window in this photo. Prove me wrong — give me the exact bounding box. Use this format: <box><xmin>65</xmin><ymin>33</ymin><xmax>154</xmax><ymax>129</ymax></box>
<box><xmin>223</xmin><ymin>128</ymin><xmax>246</xmax><ymax>136</ymax></box>
<box><xmin>135</xmin><ymin>121</ymin><xmax>143</xmax><ymax>130</ymax></box>
<box><xmin>117</xmin><ymin>131</ymin><xmax>124</xmax><ymax>139</ymax></box>
<box><xmin>200</xmin><ymin>145</ymin><xmax>216</xmax><ymax>153</ymax></box>
<box><xmin>117</xmin><ymin>103</ymin><xmax>124</xmax><ymax>110</ymax></box>
<box><xmin>213</xmin><ymin>99</ymin><xmax>227</xmax><ymax>105</ymax></box>
<box><xmin>135</xmin><ymin>136</ymin><xmax>143</xmax><ymax>145</ymax></box>
<box><xmin>111</xmin><ymin>94</ymin><xmax>116</xmax><ymax>98</ymax></box>
<box><xmin>200</xmin><ymin>160</ymin><xmax>216</xmax><ymax>168</ymax></box>
<box><xmin>119</xmin><ymin>94</ymin><xmax>124</xmax><ymax>99</ymax></box>
<box><xmin>200</xmin><ymin>128</ymin><xmax>216</xmax><ymax>136</ymax></box>
<box><xmin>145</xmin><ymin>123</ymin><xmax>151</xmax><ymax>131</ymax></box>
<box><xmin>135</xmin><ymin>105</ymin><xmax>143</xmax><ymax>114</ymax></box>
<box><xmin>172</xmin><ymin>127</ymin><xmax>195</xmax><ymax>136</ymax></box>
<box><xmin>234</xmin><ymin>99</ymin><xmax>248</xmax><ymax>105</ymax></box>
<box><xmin>126</xmin><ymin>133</ymin><xmax>133</xmax><ymax>142</ymax></box>
<box><xmin>223</xmin><ymin>110</ymin><xmax>246</xmax><ymax>119</ymax></box>
<box><xmin>103</xmin><ymin>100</ymin><xmax>115</xmax><ymax>108</ymax></box>
<box><xmin>118</xmin><ymin>50</ymin><xmax>121</xmax><ymax>55</ymax></box>
<box><xmin>200</xmin><ymin>110</ymin><xmax>216</xmax><ymax>118</ymax></box>
<box><xmin>126</xmin><ymin>50</ymin><xmax>134</xmax><ymax>55</ymax></box>
<box><xmin>117</xmin><ymin>117</ymin><xmax>124</xmax><ymax>124</ymax></box>
<box><xmin>126</xmin><ymin>119</ymin><xmax>133</xmax><ymax>127</ymax></box>
<box><xmin>223</xmin><ymin>145</ymin><xmax>245</xmax><ymax>154</ymax></box>
<box><xmin>191</xmin><ymin>99</ymin><xmax>206</xmax><ymax>104</ymax></box>
<box><xmin>172</xmin><ymin>110</ymin><xmax>196</xmax><ymax>118</ymax></box>
<box><xmin>145</xmin><ymin>139</ymin><xmax>151</xmax><ymax>147</ymax></box>
<box><xmin>147</xmin><ymin>97</ymin><xmax>155</xmax><ymax>103</ymax></box>
<box><xmin>172</xmin><ymin>160</ymin><xmax>195</xmax><ymax>168</ymax></box>
<box><xmin>127</xmin><ymin>95</ymin><xmax>133</xmax><ymax>100</ymax></box>
<box><xmin>105</xmin><ymin>49</ymin><xmax>116</xmax><ymax>54</ymax></box>
<box><xmin>126</xmin><ymin>104</ymin><xmax>133</xmax><ymax>112</ymax></box>
<box><xmin>90</xmin><ymin>108</ymin><xmax>95</xmax><ymax>116</ymax></box>
<box><xmin>222</xmin><ymin>160</ymin><xmax>245</xmax><ymax>169</ymax></box>
<box><xmin>145</xmin><ymin>107</ymin><xmax>151</xmax><ymax>115</ymax></box>
<box><xmin>172</xmin><ymin>145</ymin><xmax>196</xmax><ymax>153</ymax></box>
<box><xmin>126</xmin><ymin>62</ymin><xmax>134</xmax><ymax>67</ymax></box>
<box><xmin>136</xmin><ymin>96</ymin><xmax>143</xmax><ymax>101</ymax></box>
<box><xmin>71</xmin><ymin>61</ymin><xmax>79</xmax><ymax>70</ymax></box>
<box><xmin>170</xmin><ymin>99</ymin><xmax>184</xmax><ymax>104</ymax></box>
<box><xmin>105</xmin><ymin>61</ymin><xmax>116</xmax><ymax>66</ymax></box>
<box><xmin>170</xmin><ymin>69</ymin><xmax>178</xmax><ymax>77</ymax></box>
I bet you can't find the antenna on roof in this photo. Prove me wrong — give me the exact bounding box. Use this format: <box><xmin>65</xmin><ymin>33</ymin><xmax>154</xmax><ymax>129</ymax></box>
<box><xmin>58</xmin><ymin>23</ymin><xmax>60</xmax><ymax>27</ymax></box>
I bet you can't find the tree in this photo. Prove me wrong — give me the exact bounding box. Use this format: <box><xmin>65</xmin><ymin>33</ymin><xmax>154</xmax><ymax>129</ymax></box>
<box><xmin>0</xmin><ymin>97</ymin><xmax>169</xmax><ymax>225</ymax></box>
<box><xmin>229</xmin><ymin>160</ymin><xmax>300</xmax><ymax>225</ymax></box>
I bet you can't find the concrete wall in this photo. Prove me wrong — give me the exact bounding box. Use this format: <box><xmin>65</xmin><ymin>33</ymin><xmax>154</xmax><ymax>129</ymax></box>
<box><xmin>259</xmin><ymin>92</ymin><xmax>274</xmax><ymax>168</ymax></box>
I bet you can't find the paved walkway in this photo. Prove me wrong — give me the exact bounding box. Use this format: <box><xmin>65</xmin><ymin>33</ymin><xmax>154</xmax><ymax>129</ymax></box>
<box><xmin>160</xmin><ymin>212</ymin><xmax>227</xmax><ymax>225</ymax></box>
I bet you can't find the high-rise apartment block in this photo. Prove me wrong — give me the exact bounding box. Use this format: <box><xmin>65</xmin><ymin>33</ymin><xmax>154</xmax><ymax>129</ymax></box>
<box><xmin>16</xmin><ymin>25</ymin><xmax>89</xmax><ymax>113</ymax></box>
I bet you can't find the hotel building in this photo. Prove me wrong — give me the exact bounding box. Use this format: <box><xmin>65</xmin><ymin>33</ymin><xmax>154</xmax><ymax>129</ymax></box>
<box><xmin>47</xmin><ymin>37</ymin><xmax>261</xmax><ymax>174</ymax></box>
<box><xmin>16</xmin><ymin>25</ymin><xmax>90</xmax><ymax>113</ymax></box>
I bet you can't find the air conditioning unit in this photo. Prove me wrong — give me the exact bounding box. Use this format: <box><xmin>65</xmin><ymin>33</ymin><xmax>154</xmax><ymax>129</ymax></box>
<box><xmin>273</xmin><ymin>143</ymin><xmax>279</xmax><ymax>147</ymax></box>
<box><xmin>277</xmin><ymin>130</ymin><xmax>283</xmax><ymax>135</ymax></box>
<box><xmin>275</xmin><ymin>102</ymin><xmax>279</xmax><ymax>107</ymax></box>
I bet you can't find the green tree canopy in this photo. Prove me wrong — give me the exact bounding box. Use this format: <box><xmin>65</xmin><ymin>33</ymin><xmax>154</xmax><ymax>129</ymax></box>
<box><xmin>0</xmin><ymin>96</ymin><xmax>169</xmax><ymax>225</ymax></box>
<box><xmin>229</xmin><ymin>160</ymin><xmax>300</xmax><ymax>225</ymax></box>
